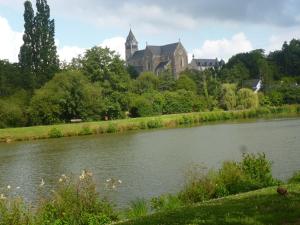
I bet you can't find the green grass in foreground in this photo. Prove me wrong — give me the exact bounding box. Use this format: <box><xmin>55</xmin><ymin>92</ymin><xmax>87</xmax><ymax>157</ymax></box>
<box><xmin>119</xmin><ymin>184</ymin><xmax>300</xmax><ymax>225</ymax></box>
<box><xmin>0</xmin><ymin>105</ymin><xmax>299</xmax><ymax>143</ymax></box>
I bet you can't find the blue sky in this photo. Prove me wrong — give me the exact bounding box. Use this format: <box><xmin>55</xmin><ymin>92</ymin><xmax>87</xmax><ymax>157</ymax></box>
<box><xmin>0</xmin><ymin>0</ymin><xmax>300</xmax><ymax>62</ymax></box>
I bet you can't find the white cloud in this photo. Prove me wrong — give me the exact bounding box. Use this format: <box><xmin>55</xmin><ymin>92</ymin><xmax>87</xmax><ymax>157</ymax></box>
<box><xmin>190</xmin><ymin>32</ymin><xmax>253</xmax><ymax>62</ymax></box>
<box><xmin>58</xmin><ymin>37</ymin><xmax>126</xmax><ymax>63</ymax></box>
<box><xmin>58</xmin><ymin>46</ymin><xmax>85</xmax><ymax>62</ymax></box>
<box><xmin>266</xmin><ymin>30</ymin><xmax>300</xmax><ymax>53</ymax></box>
<box><xmin>0</xmin><ymin>16</ymin><xmax>23</xmax><ymax>62</ymax></box>
<box><xmin>99</xmin><ymin>37</ymin><xmax>125</xmax><ymax>59</ymax></box>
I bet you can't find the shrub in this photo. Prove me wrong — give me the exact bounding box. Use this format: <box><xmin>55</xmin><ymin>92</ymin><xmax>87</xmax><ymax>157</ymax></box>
<box><xmin>179</xmin><ymin>153</ymin><xmax>278</xmax><ymax>204</ymax></box>
<box><xmin>35</xmin><ymin>171</ymin><xmax>117</xmax><ymax>225</ymax></box>
<box><xmin>106</xmin><ymin>123</ymin><xmax>117</xmax><ymax>133</ymax></box>
<box><xmin>79</xmin><ymin>125</ymin><xmax>93</xmax><ymax>136</ymax></box>
<box><xmin>0</xmin><ymin>197</ymin><xmax>33</xmax><ymax>225</ymax></box>
<box><xmin>288</xmin><ymin>171</ymin><xmax>300</xmax><ymax>184</ymax></box>
<box><xmin>126</xmin><ymin>198</ymin><xmax>148</xmax><ymax>219</ymax></box>
<box><xmin>48</xmin><ymin>128</ymin><xmax>63</xmax><ymax>138</ymax></box>
<box><xmin>237</xmin><ymin>88</ymin><xmax>259</xmax><ymax>109</ymax></box>
<box><xmin>146</xmin><ymin>119</ymin><xmax>162</xmax><ymax>129</ymax></box>
<box><xmin>150</xmin><ymin>194</ymin><xmax>183</xmax><ymax>212</ymax></box>
<box><xmin>241</xmin><ymin>153</ymin><xmax>277</xmax><ymax>187</ymax></box>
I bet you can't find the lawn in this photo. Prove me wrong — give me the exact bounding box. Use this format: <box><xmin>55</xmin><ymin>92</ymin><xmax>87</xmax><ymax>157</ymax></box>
<box><xmin>119</xmin><ymin>184</ymin><xmax>300</xmax><ymax>225</ymax></box>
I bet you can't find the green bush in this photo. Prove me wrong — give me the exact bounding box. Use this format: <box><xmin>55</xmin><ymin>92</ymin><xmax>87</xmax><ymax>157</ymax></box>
<box><xmin>48</xmin><ymin>128</ymin><xmax>63</xmax><ymax>138</ymax></box>
<box><xmin>146</xmin><ymin>119</ymin><xmax>162</xmax><ymax>129</ymax></box>
<box><xmin>35</xmin><ymin>171</ymin><xmax>117</xmax><ymax>225</ymax></box>
<box><xmin>79</xmin><ymin>125</ymin><xmax>93</xmax><ymax>136</ymax></box>
<box><xmin>288</xmin><ymin>171</ymin><xmax>300</xmax><ymax>184</ymax></box>
<box><xmin>179</xmin><ymin>153</ymin><xmax>278</xmax><ymax>204</ymax></box>
<box><xmin>106</xmin><ymin>123</ymin><xmax>117</xmax><ymax>133</ymax></box>
<box><xmin>150</xmin><ymin>194</ymin><xmax>183</xmax><ymax>212</ymax></box>
<box><xmin>126</xmin><ymin>198</ymin><xmax>148</xmax><ymax>219</ymax></box>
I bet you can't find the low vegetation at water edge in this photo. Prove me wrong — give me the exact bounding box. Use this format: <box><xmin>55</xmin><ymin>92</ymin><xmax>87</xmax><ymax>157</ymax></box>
<box><xmin>1</xmin><ymin>153</ymin><xmax>300</xmax><ymax>224</ymax></box>
<box><xmin>0</xmin><ymin>104</ymin><xmax>299</xmax><ymax>143</ymax></box>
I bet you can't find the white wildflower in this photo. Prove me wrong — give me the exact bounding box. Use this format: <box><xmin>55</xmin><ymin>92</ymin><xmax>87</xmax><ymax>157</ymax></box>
<box><xmin>0</xmin><ymin>194</ymin><xmax>6</xmax><ymax>200</ymax></box>
<box><xmin>118</xmin><ymin>179</ymin><xmax>122</xmax><ymax>184</ymax></box>
<box><xmin>7</xmin><ymin>185</ymin><xmax>11</xmax><ymax>190</ymax></box>
<box><xmin>59</xmin><ymin>178</ymin><xmax>63</xmax><ymax>183</ymax></box>
<box><xmin>106</xmin><ymin>178</ymin><xmax>111</xmax><ymax>182</ymax></box>
<box><xmin>39</xmin><ymin>179</ymin><xmax>45</xmax><ymax>187</ymax></box>
<box><xmin>16</xmin><ymin>186</ymin><xmax>20</xmax><ymax>189</ymax></box>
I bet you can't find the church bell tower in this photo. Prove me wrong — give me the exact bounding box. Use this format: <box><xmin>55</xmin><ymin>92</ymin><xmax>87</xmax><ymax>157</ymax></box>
<box><xmin>125</xmin><ymin>29</ymin><xmax>138</xmax><ymax>62</ymax></box>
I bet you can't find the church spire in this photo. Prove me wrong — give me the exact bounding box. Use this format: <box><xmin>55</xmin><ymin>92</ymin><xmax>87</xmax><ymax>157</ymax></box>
<box><xmin>125</xmin><ymin>29</ymin><xmax>138</xmax><ymax>61</ymax></box>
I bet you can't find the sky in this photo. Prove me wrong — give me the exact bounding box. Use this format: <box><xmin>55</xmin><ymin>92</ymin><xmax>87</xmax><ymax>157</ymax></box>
<box><xmin>0</xmin><ymin>0</ymin><xmax>300</xmax><ymax>63</ymax></box>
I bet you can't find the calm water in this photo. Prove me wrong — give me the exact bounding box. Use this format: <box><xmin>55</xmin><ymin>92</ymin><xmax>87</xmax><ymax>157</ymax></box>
<box><xmin>0</xmin><ymin>118</ymin><xmax>299</xmax><ymax>207</ymax></box>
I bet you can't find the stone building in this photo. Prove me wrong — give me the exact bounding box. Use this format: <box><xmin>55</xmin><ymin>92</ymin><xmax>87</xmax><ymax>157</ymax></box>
<box><xmin>189</xmin><ymin>56</ymin><xmax>225</xmax><ymax>71</ymax></box>
<box><xmin>125</xmin><ymin>29</ymin><xmax>188</xmax><ymax>79</ymax></box>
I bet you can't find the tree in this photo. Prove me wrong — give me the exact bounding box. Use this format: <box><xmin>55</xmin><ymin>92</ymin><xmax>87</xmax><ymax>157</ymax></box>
<box><xmin>81</xmin><ymin>46</ymin><xmax>130</xmax><ymax>93</ymax></box>
<box><xmin>133</xmin><ymin>72</ymin><xmax>159</xmax><ymax>94</ymax></box>
<box><xmin>175</xmin><ymin>75</ymin><xmax>197</xmax><ymax>93</ymax></box>
<box><xmin>19</xmin><ymin>0</ymin><xmax>59</xmax><ymax>89</ymax></box>
<box><xmin>18</xmin><ymin>0</ymin><xmax>35</xmax><ymax>88</ymax></box>
<box><xmin>29</xmin><ymin>71</ymin><xmax>103</xmax><ymax>125</ymax></box>
<box><xmin>220</xmin><ymin>84</ymin><xmax>237</xmax><ymax>110</ymax></box>
<box><xmin>237</xmin><ymin>88</ymin><xmax>259</xmax><ymax>109</ymax></box>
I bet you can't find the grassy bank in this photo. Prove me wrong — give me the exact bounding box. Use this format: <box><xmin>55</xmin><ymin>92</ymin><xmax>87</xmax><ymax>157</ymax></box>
<box><xmin>119</xmin><ymin>184</ymin><xmax>300</xmax><ymax>225</ymax></box>
<box><xmin>1</xmin><ymin>105</ymin><xmax>299</xmax><ymax>143</ymax></box>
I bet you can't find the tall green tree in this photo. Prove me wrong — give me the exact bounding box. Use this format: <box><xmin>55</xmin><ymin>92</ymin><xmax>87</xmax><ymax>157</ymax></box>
<box><xmin>19</xmin><ymin>0</ymin><xmax>59</xmax><ymax>89</ymax></box>
<box><xmin>18</xmin><ymin>0</ymin><xmax>35</xmax><ymax>88</ymax></box>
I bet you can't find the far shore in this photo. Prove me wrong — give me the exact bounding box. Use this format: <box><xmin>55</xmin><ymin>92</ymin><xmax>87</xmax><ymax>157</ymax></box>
<box><xmin>0</xmin><ymin>105</ymin><xmax>299</xmax><ymax>143</ymax></box>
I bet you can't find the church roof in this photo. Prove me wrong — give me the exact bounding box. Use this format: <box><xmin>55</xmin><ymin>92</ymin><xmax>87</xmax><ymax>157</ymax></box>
<box><xmin>147</xmin><ymin>42</ymin><xmax>180</xmax><ymax>57</ymax></box>
<box><xmin>131</xmin><ymin>50</ymin><xmax>145</xmax><ymax>60</ymax></box>
<box><xmin>192</xmin><ymin>58</ymin><xmax>219</xmax><ymax>67</ymax></box>
<box><xmin>126</xmin><ymin>29</ymin><xmax>138</xmax><ymax>43</ymax></box>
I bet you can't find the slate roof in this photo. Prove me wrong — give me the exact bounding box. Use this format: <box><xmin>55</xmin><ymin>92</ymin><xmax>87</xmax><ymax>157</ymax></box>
<box><xmin>126</xmin><ymin>29</ymin><xmax>138</xmax><ymax>43</ymax></box>
<box><xmin>145</xmin><ymin>42</ymin><xmax>180</xmax><ymax>57</ymax></box>
<box><xmin>131</xmin><ymin>50</ymin><xmax>145</xmax><ymax>60</ymax></box>
<box><xmin>193</xmin><ymin>58</ymin><xmax>219</xmax><ymax>67</ymax></box>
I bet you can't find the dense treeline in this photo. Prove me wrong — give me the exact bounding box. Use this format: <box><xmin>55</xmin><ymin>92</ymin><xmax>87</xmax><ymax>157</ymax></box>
<box><xmin>0</xmin><ymin>0</ymin><xmax>300</xmax><ymax>128</ymax></box>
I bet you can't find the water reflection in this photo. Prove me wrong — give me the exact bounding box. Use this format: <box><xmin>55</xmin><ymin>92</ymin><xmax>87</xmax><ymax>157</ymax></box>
<box><xmin>0</xmin><ymin>118</ymin><xmax>299</xmax><ymax>207</ymax></box>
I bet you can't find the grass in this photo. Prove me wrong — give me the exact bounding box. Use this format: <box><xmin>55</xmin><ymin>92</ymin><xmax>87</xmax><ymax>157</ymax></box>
<box><xmin>119</xmin><ymin>184</ymin><xmax>300</xmax><ymax>225</ymax></box>
<box><xmin>0</xmin><ymin>105</ymin><xmax>299</xmax><ymax>143</ymax></box>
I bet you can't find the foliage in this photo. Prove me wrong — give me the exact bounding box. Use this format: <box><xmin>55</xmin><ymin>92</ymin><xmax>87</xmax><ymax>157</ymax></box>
<box><xmin>179</xmin><ymin>153</ymin><xmax>278</xmax><ymax>204</ymax></box>
<box><xmin>129</xmin><ymin>91</ymin><xmax>164</xmax><ymax>117</ymax></box>
<box><xmin>126</xmin><ymin>198</ymin><xmax>149</xmax><ymax>219</ymax></box>
<box><xmin>0</xmin><ymin>197</ymin><xmax>33</xmax><ymax>225</ymax></box>
<box><xmin>220</xmin><ymin>83</ymin><xmax>237</xmax><ymax>110</ymax></box>
<box><xmin>288</xmin><ymin>171</ymin><xmax>300</xmax><ymax>184</ymax></box>
<box><xmin>236</xmin><ymin>88</ymin><xmax>259</xmax><ymax>109</ymax></box>
<box><xmin>120</xmin><ymin>184</ymin><xmax>300</xmax><ymax>225</ymax></box>
<box><xmin>35</xmin><ymin>171</ymin><xmax>116</xmax><ymax>225</ymax></box>
<box><xmin>19</xmin><ymin>0</ymin><xmax>59</xmax><ymax>89</ymax></box>
<box><xmin>81</xmin><ymin>47</ymin><xmax>130</xmax><ymax>93</ymax></box>
<box><xmin>48</xmin><ymin>128</ymin><xmax>63</xmax><ymax>138</ymax></box>
<box><xmin>133</xmin><ymin>72</ymin><xmax>159</xmax><ymax>94</ymax></box>
<box><xmin>150</xmin><ymin>195</ymin><xmax>183</xmax><ymax>212</ymax></box>
<box><xmin>29</xmin><ymin>71</ymin><xmax>103</xmax><ymax>125</ymax></box>
<box><xmin>175</xmin><ymin>75</ymin><xmax>197</xmax><ymax>93</ymax></box>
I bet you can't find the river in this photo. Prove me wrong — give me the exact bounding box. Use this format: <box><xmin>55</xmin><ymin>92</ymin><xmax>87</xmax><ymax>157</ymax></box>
<box><xmin>0</xmin><ymin>118</ymin><xmax>299</xmax><ymax>207</ymax></box>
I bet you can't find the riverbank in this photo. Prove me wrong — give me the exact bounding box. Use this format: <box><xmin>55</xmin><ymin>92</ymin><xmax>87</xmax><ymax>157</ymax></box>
<box><xmin>0</xmin><ymin>105</ymin><xmax>299</xmax><ymax>143</ymax></box>
<box><xmin>119</xmin><ymin>184</ymin><xmax>300</xmax><ymax>225</ymax></box>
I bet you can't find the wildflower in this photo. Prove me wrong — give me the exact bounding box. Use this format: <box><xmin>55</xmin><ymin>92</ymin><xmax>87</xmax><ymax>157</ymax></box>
<box><xmin>112</xmin><ymin>184</ymin><xmax>116</xmax><ymax>189</ymax></box>
<box><xmin>16</xmin><ymin>186</ymin><xmax>20</xmax><ymax>189</ymax></box>
<box><xmin>0</xmin><ymin>194</ymin><xmax>6</xmax><ymax>200</ymax></box>
<box><xmin>61</xmin><ymin>174</ymin><xmax>67</xmax><ymax>179</ymax></box>
<box><xmin>106</xmin><ymin>178</ymin><xmax>111</xmax><ymax>182</ymax></box>
<box><xmin>118</xmin><ymin>179</ymin><xmax>122</xmax><ymax>184</ymax></box>
<box><xmin>79</xmin><ymin>170</ymin><xmax>86</xmax><ymax>180</ymax></box>
<box><xmin>40</xmin><ymin>179</ymin><xmax>45</xmax><ymax>187</ymax></box>
<box><xmin>59</xmin><ymin>178</ymin><xmax>63</xmax><ymax>183</ymax></box>
<box><xmin>7</xmin><ymin>185</ymin><xmax>11</xmax><ymax>190</ymax></box>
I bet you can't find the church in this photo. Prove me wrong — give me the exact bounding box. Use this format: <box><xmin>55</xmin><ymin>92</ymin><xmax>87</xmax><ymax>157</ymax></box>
<box><xmin>125</xmin><ymin>29</ymin><xmax>188</xmax><ymax>79</ymax></box>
